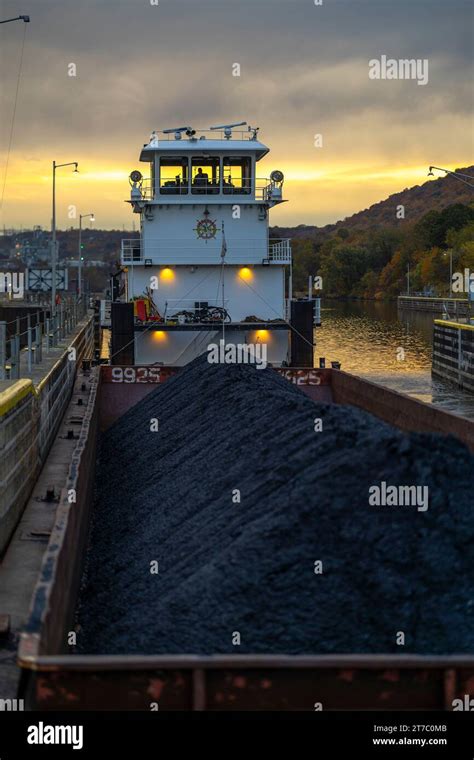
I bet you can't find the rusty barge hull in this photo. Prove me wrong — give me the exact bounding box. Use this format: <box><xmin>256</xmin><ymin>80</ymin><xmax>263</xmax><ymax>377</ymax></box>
<box><xmin>19</xmin><ymin>654</ymin><xmax>474</xmax><ymax>711</ymax></box>
<box><xmin>17</xmin><ymin>364</ymin><xmax>474</xmax><ymax>710</ymax></box>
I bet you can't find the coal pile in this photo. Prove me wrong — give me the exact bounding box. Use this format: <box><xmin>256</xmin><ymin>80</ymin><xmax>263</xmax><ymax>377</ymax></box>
<box><xmin>76</xmin><ymin>357</ymin><xmax>474</xmax><ymax>655</ymax></box>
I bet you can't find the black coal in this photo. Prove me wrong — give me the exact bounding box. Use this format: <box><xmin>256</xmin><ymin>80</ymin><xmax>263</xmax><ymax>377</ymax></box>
<box><xmin>76</xmin><ymin>357</ymin><xmax>474</xmax><ymax>654</ymax></box>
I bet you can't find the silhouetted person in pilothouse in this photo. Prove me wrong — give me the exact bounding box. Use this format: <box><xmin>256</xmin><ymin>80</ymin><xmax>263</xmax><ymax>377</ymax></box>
<box><xmin>194</xmin><ymin>168</ymin><xmax>208</xmax><ymax>186</ymax></box>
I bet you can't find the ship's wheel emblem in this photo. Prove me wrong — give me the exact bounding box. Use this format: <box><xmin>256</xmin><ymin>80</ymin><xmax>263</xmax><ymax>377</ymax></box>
<box><xmin>194</xmin><ymin>209</ymin><xmax>217</xmax><ymax>242</ymax></box>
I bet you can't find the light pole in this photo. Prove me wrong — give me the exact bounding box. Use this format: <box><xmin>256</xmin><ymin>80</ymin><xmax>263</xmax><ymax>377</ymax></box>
<box><xmin>51</xmin><ymin>160</ymin><xmax>78</xmax><ymax>314</ymax></box>
<box><xmin>0</xmin><ymin>15</ymin><xmax>30</xmax><ymax>24</ymax></box>
<box><xmin>428</xmin><ymin>166</ymin><xmax>474</xmax><ymax>190</ymax></box>
<box><xmin>78</xmin><ymin>212</ymin><xmax>94</xmax><ymax>301</ymax></box>
<box><xmin>444</xmin><ymin>250</ymin><xmax>453</xmax><ymax>297</ymax></box>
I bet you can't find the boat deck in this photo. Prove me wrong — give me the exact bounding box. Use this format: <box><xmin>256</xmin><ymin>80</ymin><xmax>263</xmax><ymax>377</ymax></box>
<box><xmin>133</xmin><ymin>320</ymin><xmax>289</xmax><ymax>331</ymax></box>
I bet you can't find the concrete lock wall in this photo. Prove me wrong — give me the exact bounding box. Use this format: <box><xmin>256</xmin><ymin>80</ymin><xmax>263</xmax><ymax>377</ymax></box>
<box><xmin>398</xmin><ymin>296</ymin><xmax>470</xmax><ymax>316</ymax></box>
<box><xmin>29</xmin><ymin>366</ymin><xmax>100</xmax><ymax>657</ymax></box>
<box><xmin>0</xmin><ymin>318</ymin><xmax>94</xmax><ymax>556</ymax></box>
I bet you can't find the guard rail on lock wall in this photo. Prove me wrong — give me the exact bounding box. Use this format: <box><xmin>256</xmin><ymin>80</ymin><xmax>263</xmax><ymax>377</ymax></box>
<box><xmin>0</xmin><ymin>314</ymin><xmax>95</xmax><ymax>555</ymax></box>
<box><xmin>0</xmin><ymin>298</ymin><xmax>88</xmax><ymax>381</ymax></box>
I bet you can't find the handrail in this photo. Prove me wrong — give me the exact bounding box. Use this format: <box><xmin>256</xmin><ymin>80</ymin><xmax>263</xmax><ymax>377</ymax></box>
<box><xmin>120</xmin><ymin>238</ymin><xmax>291</xmax><ymax>264</ymax></box>
<box><xmin>154</xmin><ymin>129</ymin><xmax>256</xmax><ymax>142</ymax></box>
<box><xmin>122</xmin><ymin>237</ymin><xmax>290</xmax><ymax>245</ymax></box>
<box><xmin>134</xmin><ymin>177</ymin><xmax>279</xmax><ymax>201</ymax></box>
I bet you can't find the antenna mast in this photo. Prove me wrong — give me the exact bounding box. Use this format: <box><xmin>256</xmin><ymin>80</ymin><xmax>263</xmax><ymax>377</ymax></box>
<box><xmin>221</xmin><ymin>222</ymin><xmax>227</xmax><ymax>347</ymax></box>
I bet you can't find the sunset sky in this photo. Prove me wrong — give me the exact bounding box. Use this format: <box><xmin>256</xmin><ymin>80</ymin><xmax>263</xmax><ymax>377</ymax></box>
<box><xmin>1</xmin><ymin>0</ymin><xmax>472</xmax><ymax>230</ymax></box>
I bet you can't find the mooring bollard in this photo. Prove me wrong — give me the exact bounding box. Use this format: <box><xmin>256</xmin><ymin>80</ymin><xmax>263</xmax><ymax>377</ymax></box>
<box><xmin>0</xmin><ymin>321</ymin><xmax>6</xmax><ymax>380</ymax></box>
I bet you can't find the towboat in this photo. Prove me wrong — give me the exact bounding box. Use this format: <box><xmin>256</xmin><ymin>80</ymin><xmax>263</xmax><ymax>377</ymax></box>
<box><xmin>111</xmin><ymin>121</ymin><xmax>317</xmax><ymax>368</ymax></box>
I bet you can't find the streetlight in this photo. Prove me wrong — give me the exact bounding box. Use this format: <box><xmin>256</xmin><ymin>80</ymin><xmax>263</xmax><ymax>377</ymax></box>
<box><xmin>51</xmin><ymin>160</ymin><xmax>78</xmax><ymax>314</ymax></box>
<box><xmin>444</xmin><ymin>250</ymin><xmax>453</xmax><ymax>297</ymax></box>
<box><xmin>78</xmin><ymin>212</ymin><xmax>94</xmax><ymax>300</ymax></box>
<box><xmin>0</xmin><ymin>15</ymin><xmax>30</xmax><ymax>24</ymax></box>
<box><xmin>427</xmin><ymin>166</ymin><xmax>474</xmax><ymax>189</ymax></box>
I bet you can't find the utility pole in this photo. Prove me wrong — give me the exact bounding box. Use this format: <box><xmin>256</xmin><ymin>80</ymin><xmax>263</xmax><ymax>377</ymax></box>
<box><xmin>449</xmin><ymin>249</ymin><xmax>453</xmax><ymax>297</ymax></box>
<box><xmin>78</xmin><ymin>212</ymin><xmax>94</xmax><ymax>300</ymax></box>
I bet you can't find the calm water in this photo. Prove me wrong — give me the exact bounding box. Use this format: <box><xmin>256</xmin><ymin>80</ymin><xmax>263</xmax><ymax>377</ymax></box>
<box><xmin>315</xmin><ymin>301</ymin><xmax>474</xmax><ymax>421</ymax></box>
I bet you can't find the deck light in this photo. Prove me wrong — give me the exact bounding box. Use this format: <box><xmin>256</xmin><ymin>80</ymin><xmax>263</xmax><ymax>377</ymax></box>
<box><xmin>160</xmin><ymin>267</ymin><xmax>175</xmax><ymax>282</ymax></box>
<box><xmin>239</xmin><ymin>267</ymin><xmax>253</xmax><ymax>282</ymax></box>
<box><xmin>153</xmin><ymin>330</ymin><xmax>167</xmax><ymax>341</ymax></box>
<box><xmin>270</xmin><ymin>170</ymin><xmax>284</xmax><ymax>183</ymax></box>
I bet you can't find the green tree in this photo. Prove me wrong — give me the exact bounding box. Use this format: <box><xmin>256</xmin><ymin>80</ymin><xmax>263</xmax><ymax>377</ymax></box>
<box><xmin>291</xmin><ymin>239</ymin><xmax>319</xmax><ymax>293</ymax></box>
<box><xmin>320</xmin><ymin>245</ymin><xmax>369</xmax><ymax>296</ymax></box>
<box><xmin>414</xmin><ymin>204</ymin><xmax>474</xmax><ymax>249</ymax></box>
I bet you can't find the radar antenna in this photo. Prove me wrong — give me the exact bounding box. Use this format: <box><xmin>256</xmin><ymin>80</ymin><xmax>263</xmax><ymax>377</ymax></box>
<box><xmin>209</xmin><ymin>121</ymin><xmax>247</xmax><ymax>139</ymax></box>
<box><xmin>163</xmin><ymin>126</ymin><xmax>196</xmax><ymax>140</ymax></box>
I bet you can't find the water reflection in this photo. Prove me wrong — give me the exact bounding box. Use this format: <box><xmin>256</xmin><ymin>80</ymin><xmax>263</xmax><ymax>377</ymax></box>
<box><xmin>315</xmin><ymin>301</ymin><xmax>474</xmax><ymax>420</ymax></box>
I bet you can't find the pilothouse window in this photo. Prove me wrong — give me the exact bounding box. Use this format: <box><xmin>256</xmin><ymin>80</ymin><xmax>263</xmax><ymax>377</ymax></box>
<box><xmin>160</xmin><ymin>158</ymin><xmax>189</xmax><ymax>195</ymax></box>
<box><xmin>223</xmin><ymin>157</ymin><xmax>251</xmax><ymax>194</ymax></box>
<box><xmin>191</xmin><ymin>157</ymin><xmax>220</xmax><ymax>194</ymax></box>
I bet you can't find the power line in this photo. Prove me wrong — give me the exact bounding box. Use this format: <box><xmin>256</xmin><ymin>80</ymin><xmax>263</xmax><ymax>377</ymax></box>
<box><xmin>1</xmin><ymin>21</ymin><xmax>27</xmax><ymax>211</ymax></box>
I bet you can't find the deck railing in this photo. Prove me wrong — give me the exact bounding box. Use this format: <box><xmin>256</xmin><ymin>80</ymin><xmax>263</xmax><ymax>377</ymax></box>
<box><xmin>121</xmin><ymin>238</ymin><xmax>291</xmax><ymax>266</ymax></box>
<box><xmin>132</xmin><ymin>178</ymin><xmax>279</xmax><ymax>202</ymax></box>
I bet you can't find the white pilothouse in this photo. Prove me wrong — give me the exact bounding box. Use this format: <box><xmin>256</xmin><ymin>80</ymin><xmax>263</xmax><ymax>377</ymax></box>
<box><xmin>120</xmin><ymin>121</ymin><xmax>296</xmax><ymax>366</ymax></box>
